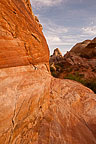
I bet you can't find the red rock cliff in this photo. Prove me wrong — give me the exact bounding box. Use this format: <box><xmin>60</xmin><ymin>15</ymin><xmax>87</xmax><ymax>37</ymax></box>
<box><xmin>0</xmin><ymin>0</ymin><xmax>96</xmax><ymax>144</ymax></box>
<box><xmin>0</xmin><ymin>0</ymin><xmax>49</xmax><ymax>68</ymax></box>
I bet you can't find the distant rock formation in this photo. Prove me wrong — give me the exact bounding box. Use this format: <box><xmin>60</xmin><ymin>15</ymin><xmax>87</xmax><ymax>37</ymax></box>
<box><xmin>70</xmin><ymin>40</ymin><xmax>91</xmax><ymax>54</ymax></box>
<box><xmin>50</xmin><ymin>48</ymin><xmax>63</xmax><ymax>64</ymax></box>
<box><xmin>0</xmin><ymin>0</ymin><xmax>96</xmax><ymax>144</ymax></box>
<box><xmin>50</xmin><ymin>39</ymin><xmax>96</xmax><ymax>92</ymax></box>
<box><xmin>53</xmin><ymin>48</ymin><xmax>62</xmax><ymax>56</ymax></box>
<box><xmin>70</xmin><ymin>38</ymin><xmax>96</xmax><ymax>58</ymax></box>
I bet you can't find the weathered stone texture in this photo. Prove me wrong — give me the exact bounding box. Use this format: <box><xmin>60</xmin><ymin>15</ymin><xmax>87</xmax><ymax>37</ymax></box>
<box><xmin>0</xmin><ymin>0</ymin><xmax>49</xmax><ymax>69</ymax></box>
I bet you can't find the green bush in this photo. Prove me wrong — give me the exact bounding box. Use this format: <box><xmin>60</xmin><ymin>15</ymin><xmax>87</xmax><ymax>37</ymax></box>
<box><xmin>55</xmin><ymin>64</ymin><xmax>61</xmax><ymax>71</ymax></box>
<box><xmin>51</xmin><ymin>71</ymin><xmax>58</xmax><ymax>78</ymax></box>
<box><xmin>86</xmin><ymin>80</ymin><xmax>96</xmax><ymax>93</ymax></box>
<box><xmin>64</xmin><ymin>73</ymin><xmax>86</xmax><ymax>85</ymax></box>
<box><xmin>64</xmin><ymin>73</ymin><xmax>96</xmax><ymax>93</ymax></box>
<box><xmin>50</xmin><ymin>64</ymin><xmax>96</xmax><ymax>93</ymax></box>
<box><xmin>50</xmin><ymin>67</ymin><xmax>55</xmax><ymax>72</ymax></box>
<box><xmin>56</xmin><ymin>63</ymin><xmax>64</xmax><ymax>67</ymax></box>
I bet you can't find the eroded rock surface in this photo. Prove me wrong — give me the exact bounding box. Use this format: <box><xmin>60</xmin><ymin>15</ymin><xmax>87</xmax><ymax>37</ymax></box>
<box><xmin>0</xmin><ymin>0</ymin><xmax>49</xmax><ymax>69</ymax></box>
<box><xmin>71</xmin><ymin>38</ymin><xmax>96</xmax><ymax>58</ymax></box>
<box><xmin>0</xmin><ymin>0</ymin><xmax>96</xmax><ymax>144</ymax></box>
<box><xmin>39</xmin><ymin>78</ymin><xmax>96</xmax><ymax>144</ymax></box>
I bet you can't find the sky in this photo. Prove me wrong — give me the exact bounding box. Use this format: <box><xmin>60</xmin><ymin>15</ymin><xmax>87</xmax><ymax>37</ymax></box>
<box><xmin>31</xmin><ymin>0</ymin><xmax>96</xmax><ymax>55</ymax></box>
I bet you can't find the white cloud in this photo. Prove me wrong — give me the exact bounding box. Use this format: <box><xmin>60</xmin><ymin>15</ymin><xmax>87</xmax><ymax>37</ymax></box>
<box><xmin>42</xmin><ymin>20</ymin><xmax>69</xmax><ymax>45</ymax></box>
<box><xmin>37</xmin><ymin>18</ymin><xmax>94</xmax><ymax>54</ymax></box>
<box><xmin>41</xmin><ymin>20</ymin><xmax>82</xmax><ymax>54</ymax></box>
<box><xmin>82</xmin><ymin>26</ymin><xmax>96</xmax><ymax>35</ymax></box>
<box><xmin>31</xmin><ymin>0</ymin><xmax>65</xmax><ymax>8</ymax></box>
<box><xmin>39</xmin><ymin>19</ymin><xmax>91</xmax><ymax>54</ymax></box>
<box><xmin>46</xmin><ymin>36</ymin><xmax>61</xmax><ymax>43</ymax></box>
<box><xmin>31</xmin><ymin>0</ymin><xmax>96</xmax><ymax>54</ymax></box>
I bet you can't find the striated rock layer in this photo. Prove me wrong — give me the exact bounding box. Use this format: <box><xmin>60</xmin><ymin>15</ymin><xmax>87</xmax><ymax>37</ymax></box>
<box><xmin>0</xmin><ymin>0</ymin><xmax>96</xmax><ymax>144</ymax></box>
<box><xmin>0</xmin><ymin>0</ymin><xmax>49</xmax><ymax>69</ymax></box>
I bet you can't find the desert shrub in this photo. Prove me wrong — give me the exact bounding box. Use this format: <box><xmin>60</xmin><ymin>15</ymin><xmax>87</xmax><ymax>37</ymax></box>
<box><xmin>55</xmin><ymin>64</ymin><xmax>61</xmax><ymax>71</ymax></box>
<box><xmin>56</xmin><ymin>63</ymin><xmax>64</xmax><ymax>67</ymax></box>
<box><xmin>67</xmin><ymin>68</ymin><xmax>73</xmax><ymax>73</ymax></box>
<box><xmin>51</xmin><ymin>71</ymin><xmax>58</xmax><ymax>78</ymax></box>
<box><xmin>79</xmin><ymin>73</ymin><xmax>84</xmax><ymax>77</ymax></box>
<box><xmin>86</xmin><ymin>80</ymin><xmax>96</xmax><ymax>93</ymax></box>
<box><xmin>50</xmin><ymin>67</ymin><xmax>55</xmax><ymax>72</ymax></box>
<box><xmin>92</xmin><ymin>68</ymin><xmax>96</xmax><ymax>72</ymax></box>
<box><xmin>64</xmin><ymin>73</ymin><xmax>96</xmax><ymax>93</ymax></box>
<box><xmin>50</xmin><ymin>64</ymin><xmax>96</xmax><ymax>93</ymax></box>
<box><xmin>64</xmin><ymin>73</ymin><xmax>86</xmax><ymax>85</ymax></box>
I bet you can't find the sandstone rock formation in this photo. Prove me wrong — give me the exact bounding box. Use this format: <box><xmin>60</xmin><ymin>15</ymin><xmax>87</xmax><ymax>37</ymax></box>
<box><xmin>70</xmin><ymin>38</ymin><xmax>96</xmax><ymax>58</ymax></box>
<box><xmin>0</xmin><ymin>0</ymin><xmax>49</xmax><ymax>69</ymax></box>
<box><xmin>70</xmin><ymin>39</ymin><xmax>91</xmax><ymax>54</ymax></box>
<box><xmin>50</xmin><ymin>41</ymin><xmax>96</xmax><ymax>93</ymax></box>
<box><xmin>50</xmin><ymin>48</ymin><xmax>63</xmax><ymax>64</ymax></box>
<box><xmin>63</xmin><ymin>51</ymin><xmax>96</xmax><ymax>80</ymax></box>
<box><xmin>0</xmin><ymin>0</ymin><xmax>96</xmax><ymax>144</ymax></box>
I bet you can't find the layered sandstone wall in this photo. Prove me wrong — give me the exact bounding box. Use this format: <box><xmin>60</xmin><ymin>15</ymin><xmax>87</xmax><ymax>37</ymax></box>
<box><xmin>0</xmin><ymin>0</ymin><xmax>50</xmax><ymax>143</ymax></box>
<box><xmin>0</xmin><ymin>0</ymin><xmax>49</xmax><ymax>69</ymax></box>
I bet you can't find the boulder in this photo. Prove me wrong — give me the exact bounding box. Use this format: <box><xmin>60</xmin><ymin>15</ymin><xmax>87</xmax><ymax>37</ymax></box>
<box><xmin>70</xmin><ymin>38</ymin><xmax>96</xmax><ymax>58</ymax></box>
<box><xmin>70</xmin><ymin>40</ymin><xmax>91</xmax><ymax>54</ymax></box>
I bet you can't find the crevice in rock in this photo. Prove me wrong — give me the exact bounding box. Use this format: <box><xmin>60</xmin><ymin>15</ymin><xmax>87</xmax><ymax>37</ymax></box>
<box><xmin>31</xmin><ymin>33</ymin><xmax>40</xmax><ymax>43</ymax></box>
<box><xmin>45</xmin><ymin>64</ymin><xmax>50</xmax><ymax>72</ymax></box>
<box><xmin>24</xmin><ymin>42</ymin><xmax>38</xmax><ymax>70</ymax></box>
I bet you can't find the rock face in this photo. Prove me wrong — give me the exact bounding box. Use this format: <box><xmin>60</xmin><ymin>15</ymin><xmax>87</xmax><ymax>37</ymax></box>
<box><xmin>70</xmin><ymin>40</ymin><xmax>91</xmax><ymax>54</ymax></box>
<box><xmin>70</xmin><ymin>38</ymin><xmax>96</xmax><ymax>58</ymax></box>
<box><xmin>0</xmin><ymin>0</ymin><xmax>49</xmax><ymax>69</ymax></box>
<box><xmin>53</xmin><ymin>48</ymin><xmax>62</xmax><ymax>57</ymax></box>
<box><xmin>63</xmin><ymin>51</ymin><xmax>96</xmax><ymax>80</ymax></box>
<box><xmin>0</xmin><ymin>0</ymin><xmax>96</xmax><ymax>144</ymax></box>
